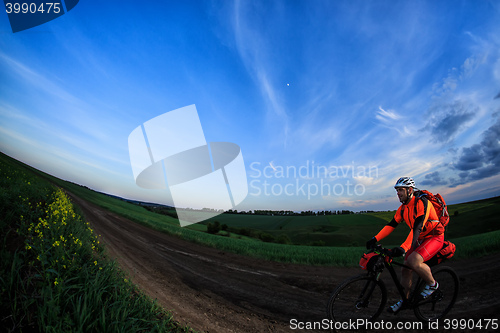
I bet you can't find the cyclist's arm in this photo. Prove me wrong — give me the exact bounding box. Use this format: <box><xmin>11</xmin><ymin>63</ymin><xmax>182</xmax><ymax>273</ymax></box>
<box><xmin>374</xmin><ymin>218</ymin><xmax>398</xmax><ymax>241</ymax></box>
<box><xmin>410</xmin><ymin>215</ymin><xmax>424</xmax><ymax>250</ymax></box>
<box><xmin>400</xmin><ymin>215</ymin><xmax>425</xmax><ymax>252</ymax></box>
<box><xmin>401</xmin><ymin>230</ymin><xmax>413</xmax><ymax>252</ymax></box>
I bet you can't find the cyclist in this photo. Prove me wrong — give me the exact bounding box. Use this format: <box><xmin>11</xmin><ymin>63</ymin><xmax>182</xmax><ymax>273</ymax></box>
<box><xmin>366</xmin><ymin>177</ymin><xmax>445</xmax><ymax>314</ymax></box>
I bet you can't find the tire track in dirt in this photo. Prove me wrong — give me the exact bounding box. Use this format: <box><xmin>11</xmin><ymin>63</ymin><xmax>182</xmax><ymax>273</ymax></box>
<box><xmin>68</xmin><ymin>192</ymin><xmax>500</xmax><ymax>332</ymax></box>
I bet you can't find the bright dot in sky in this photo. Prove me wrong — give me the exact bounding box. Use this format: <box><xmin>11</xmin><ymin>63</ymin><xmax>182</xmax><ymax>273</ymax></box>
<box><xmin>287</xmin><ymin>83</ymin><xmax>290</xmax><ymax>86</ymax></box>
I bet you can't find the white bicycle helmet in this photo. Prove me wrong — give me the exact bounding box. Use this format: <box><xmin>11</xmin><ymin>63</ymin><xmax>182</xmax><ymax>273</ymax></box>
<box><xmin>394</xmin><ymin>177</ymin><xmax>416</xmax><ymax>188</ymax></box>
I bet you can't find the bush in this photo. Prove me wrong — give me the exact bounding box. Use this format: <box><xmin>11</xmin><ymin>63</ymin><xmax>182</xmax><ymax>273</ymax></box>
<box><xmin>207</xmin><ymin>221</ymin><xmax>221</xmax><ymax>234</ymax></box>
<box><xmin>277</xmin><ymin>235</ymin><xmax>292</xmax><ymax>244</ymax></box>
<box><xmin>259</xmin><ymin>232</ymin><xmax>276</xmax><ymax>243</ymax></box>
<box><xmin>238</xmin><ymin>227</ymin><xmax>253</xmax><ymax>237</ymax></box>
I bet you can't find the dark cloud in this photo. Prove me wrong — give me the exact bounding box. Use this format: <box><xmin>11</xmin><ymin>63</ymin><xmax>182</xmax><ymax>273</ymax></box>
<box><xmin>425</xmin><ymin>100</ymin><xmax>477</xmax><ymax>144</ymax></box>
<box><xmin>449</xmin><ymin>116</ymin><xmax>500</xmax><ymax>186</ymax></box>
<box><xmin>458</xmin><ymin>171</ymin><xmax>469</xmax><ymax>178</ymax></box>
<box><xmin>420</xmin><ymin>171</ymin><xmax>448</xmax><ymax>186</ymax></box>
<box><xmin>454</xmin><ymin>144</ymin><xmax>484</xmax><ymax>171</ymax></box>
<box><xmin>495</xmin><ymin>91</ymin><xmax>500</xmax><ymax>99</ymax></box>
<box><xmin>447</xmin><ymin>172</ymin><xmax>469</xmax><ymax>188</ymax></box>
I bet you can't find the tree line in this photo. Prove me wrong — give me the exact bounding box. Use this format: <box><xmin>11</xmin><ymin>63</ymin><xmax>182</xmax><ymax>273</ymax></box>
<box><xmin>224</xmin><ymin>209</ymin><xmax>355</xmax><ymax>216</ymax></box>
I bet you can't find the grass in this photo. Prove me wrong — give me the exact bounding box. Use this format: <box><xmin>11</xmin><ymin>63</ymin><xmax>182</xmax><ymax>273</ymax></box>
<box><xmin>451</xmin><ymin>229</ymin><xmax>500</xmax><ymax>258</ymax></box>
<box><xmin>2</xmin><ymin>152</ymin><xmax>500</xmax><ymax>270</ymax></box>
<box><xmin>0</xmin><ymin>153</ymin><xmax>192</xmax><ymax>332</ymax></box>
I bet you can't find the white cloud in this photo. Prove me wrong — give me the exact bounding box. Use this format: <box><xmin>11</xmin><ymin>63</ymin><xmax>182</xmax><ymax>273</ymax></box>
<box><xmin>0</xmin><ymin>52</ymin><xmax>82</xmax><ymax>106</ymax></box>
<box><xmin>376</xmin><ymin>106</ymin><xmax>411</xmax><ymax>137</ymax></box>
<box><xmin>231</xmin><ymin>1</ymin><xmax>289</xmax><ymax>147</ymax></box>
<box><xmin>376</xmin><ymin>106</ymin><xmax>400</xmax><ymax>122</ymax></box>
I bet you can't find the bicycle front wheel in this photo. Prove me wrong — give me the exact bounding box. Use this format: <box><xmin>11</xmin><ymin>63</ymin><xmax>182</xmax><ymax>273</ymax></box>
<box><xmin>327</xmin><ymin>274</ymin><xmax>387</xmax><ymax>323</ymax></box>
<box><xmin>413</xmin><ymin>266</ymin><xmax>459</xmax><ymax>322</ymax></box>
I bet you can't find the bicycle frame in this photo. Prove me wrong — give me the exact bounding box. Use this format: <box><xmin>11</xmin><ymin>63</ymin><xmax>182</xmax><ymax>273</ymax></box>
<box><xmin>371</xmin><ymin>254</ymin><xmax>422</xmax><ymax>308</ymax></box>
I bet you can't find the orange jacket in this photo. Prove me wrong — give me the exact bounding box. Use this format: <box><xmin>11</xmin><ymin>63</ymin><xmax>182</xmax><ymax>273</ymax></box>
<box><xmin>375</xmin><ymin>195</ymin><xmax>444</xmax><ymax>252</ymax></box>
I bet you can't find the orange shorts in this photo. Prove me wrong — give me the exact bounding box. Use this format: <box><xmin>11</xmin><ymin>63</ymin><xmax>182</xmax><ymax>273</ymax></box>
<box><xmin>405</xmin><ymin>234</ymin><xmax>444</xmax><ymax>262</ymax></box>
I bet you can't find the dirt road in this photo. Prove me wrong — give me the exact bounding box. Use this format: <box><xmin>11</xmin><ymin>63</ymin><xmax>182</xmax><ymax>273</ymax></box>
<box><xmin>68</xmin><ymin>193</ymin><xmax>500</xmax><ymax>332</ymax></box>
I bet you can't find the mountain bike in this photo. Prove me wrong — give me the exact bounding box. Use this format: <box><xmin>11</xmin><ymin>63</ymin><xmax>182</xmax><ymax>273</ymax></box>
<box><xmin>326</xmin><ymin>245</ymin><xmax>459</xmax><ymax>324</ymax></box>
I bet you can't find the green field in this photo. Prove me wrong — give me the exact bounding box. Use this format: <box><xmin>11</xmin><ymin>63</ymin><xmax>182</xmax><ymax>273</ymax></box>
<box><xmin>2</xmin><ymin>152</ymin><xmax>500</xmax><ymax>270</ymax></box>
<box><xmin>200</xmin><ymin>196</ymin><xmax>500</xmax><ymax>248</ymax></box>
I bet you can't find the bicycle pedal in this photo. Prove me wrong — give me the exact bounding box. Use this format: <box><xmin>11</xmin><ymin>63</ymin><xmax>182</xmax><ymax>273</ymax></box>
<box><xmin>387</xmin><ymin>302</ymin><xmax>405</xmax><ymax>315</ymax></box>
<box><xmin>432</xmin><ymin>290</ymin><xmax>444</xmax><ymax>301</ymax></box>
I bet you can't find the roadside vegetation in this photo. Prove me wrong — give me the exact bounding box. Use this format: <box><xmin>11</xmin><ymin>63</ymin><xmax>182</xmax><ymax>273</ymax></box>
<box><xmin>0</xmin><ymin>153</ymin><xmax>192</xmax><ymax>332</ymax></box>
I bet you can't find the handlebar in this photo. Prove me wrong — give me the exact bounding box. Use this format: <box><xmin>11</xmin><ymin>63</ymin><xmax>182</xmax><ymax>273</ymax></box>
<box><xmin>370</xmin><ymin>244</ymin><xmax>407</xmax><ymax>259</ymax></box>
<box><xmin>370</xmin><ymin>244</ymin><xmax>394</xmax><ymax>258</ymax></box>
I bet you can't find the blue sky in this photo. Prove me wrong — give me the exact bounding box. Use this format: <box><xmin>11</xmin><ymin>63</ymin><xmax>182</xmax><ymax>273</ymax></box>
<box><xmin>1</xmin><ymin>0</ymin><xmax>499</xmax><ymax>213</ymax></box>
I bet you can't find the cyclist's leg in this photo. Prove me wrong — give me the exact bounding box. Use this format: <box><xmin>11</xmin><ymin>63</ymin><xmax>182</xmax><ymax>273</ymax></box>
<box><xmin>388</xmin><ymin>263</ymin><xmax>413</xmax><ymax>313</ymax></box>
<box><xmin>406</xmin><ymin>252</ymin><xmax>433</xmax><ymax>285</ymax></box>
<box><xmin>401</xmin><ymin>239</ymin><xmax>423</xmax><ymax>299</ymax></box>
<box><xmin>406</xmin><ymin>235</ymin><xmax>444</xmax><ymax>285</ymax></box>
<box><xmin>401</xmin><ymin>264</ymin><xmax>413</xmax><ymax>299</ymax></box>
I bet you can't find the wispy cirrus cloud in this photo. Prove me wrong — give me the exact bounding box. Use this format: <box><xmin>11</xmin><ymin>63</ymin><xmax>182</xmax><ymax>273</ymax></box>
<box><xmin>231</xmin><ymin>1</ymin><xmax>289</xmax><ymax>146</ymax></box>
<box><xmin>0</xmin><ymin>52</ymin><xmax>81</xmax><ymax>106</ymax></box>
<box><xmin>376</xmin><ymin>106</ymin><xmax>411</xmax><ymax>137</ymax></box>
<box><xmin>0</xmin><ymin>53</ymin><xmax>131</xmax><ymax>178</ymax></box>
<box><xmin>376</xmin><ymin>106</ymin><xmax>400</xmax><ymax>122</ymax></box>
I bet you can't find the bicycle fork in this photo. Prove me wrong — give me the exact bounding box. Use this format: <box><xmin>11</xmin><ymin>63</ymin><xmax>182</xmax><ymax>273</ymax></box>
<box><xmin>356</xmin><ymin>274</ymin><xmax>381</xmax><ymax>309</ymax></box>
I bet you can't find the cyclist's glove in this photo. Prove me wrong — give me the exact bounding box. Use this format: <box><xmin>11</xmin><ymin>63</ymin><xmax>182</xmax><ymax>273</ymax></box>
<box><xmin>390</xmin><ymin>247</ymin><xmax>405</xmax><ymax>257</ymax></box>
<box><xmin>366</xmin><ymin>237</ymin><xmax>377</xmax><ymax>250</ymax></box>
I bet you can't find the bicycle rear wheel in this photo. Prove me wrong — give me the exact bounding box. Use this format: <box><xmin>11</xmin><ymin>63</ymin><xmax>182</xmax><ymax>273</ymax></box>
<box><xmin>327</xmin><ymin>274</ymin><xmax>387</xmax><ymax>323</ymax></box>
<box><xmin>413</xmin><ymin>266</ymin><xmax>459</xmax><ymax>321</ymax></box>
